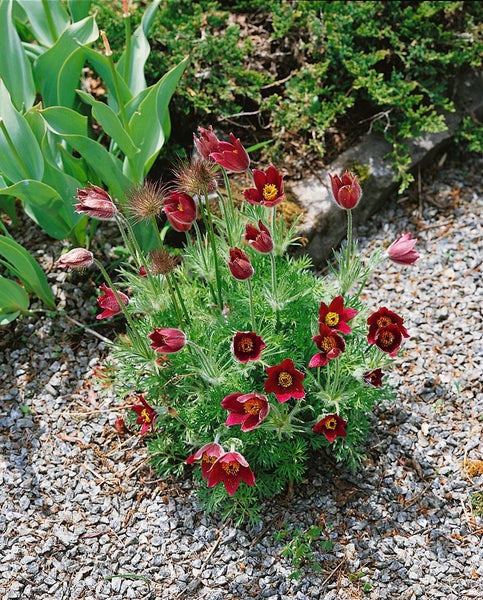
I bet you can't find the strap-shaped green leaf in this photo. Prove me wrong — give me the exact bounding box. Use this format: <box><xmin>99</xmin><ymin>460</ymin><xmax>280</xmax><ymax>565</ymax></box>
<box><xmin>16</xmin><ymin>0</ymin><xmax>70</xmax><ymax>46</ymax></box>
<box><xmin>0</xmin><ymin>0</ymin><xmax>36</xmax><ymax>111</ymax></box>
<box><xmin>0</xmin><ymin>79</ymin><xmax>44</xmax><ymax>182</ymax></box>
<box><xmin>67</xmin><ymin>0</ymin><xmax>92</xmax><ymax>23</ymax></box>
<box><xmin>0</xmin><ymin>235</ymin><xmax>55</xmax><ymax>309</ymax></box>
<box><xmin>0</xmin><ymin>276</ymin><xmax>30</xmax><ymax>324</ymax></box>
<box><xmin>76</xmin><ymin>90</ymin><xmax>140</xmax><ymax>159</ymax></box>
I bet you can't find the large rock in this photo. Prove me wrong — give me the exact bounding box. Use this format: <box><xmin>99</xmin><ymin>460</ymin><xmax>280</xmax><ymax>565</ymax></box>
<box><xmin>289</xmin><ymin>69</ymin><xmax>483</xmax><ymax>268</ymax></box>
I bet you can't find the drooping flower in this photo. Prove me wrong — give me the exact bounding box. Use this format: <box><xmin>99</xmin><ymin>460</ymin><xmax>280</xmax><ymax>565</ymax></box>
<box><xmin>329</xmin><ymin>171</ymin><xmax>362</xmax><ymax>209</ymax></box>
<box><xmin>308</xmin><ymin>324</ymin><xmax>346</xmax><ymax>368</ymax></box>
<box><xmin>74</xmin><ymin>184</ymin><xmax>117</xmax><ymax>220</ymax></box>
<box><xmin>312</xmin><ymin>414</ymin><xmax>347</xmax><ymax>442</ymax></box>
<box><xmin>148</xmin><ymin>328</ymin><xmax>186</xmax><ymax>353</ymax></box>
<box><xmin>363</xmin><ymin>368</ymin><xmax>385</xmax><ymax>387</ymax></box>
<box><xmin>387</xmin><ymin>233</ymin><xmax>420</xmax><ymax>265</ymax></box>
<box><xmin>55</xmin><ymin>248</ymin><xmax>94</xmax><ymax>270</ymax></box>
<box><xmin>232</xmin><ymin>331</ymin><xmax>266</xmax><ymax>363</ymax></box>
<box><xmin>243</xmin><ymin>220</ymin><xmax>274</xmax><ymax>253</ymax></box>
<box><xmin>209</xmin><ymin>133</ymin><xmax>250</xmax><ymax>172</ymax></box>
<box><xmin>264</xmin><ymin>358</ymin><xmax>305</xmax><ymax>403</ymax></box>
<box><xmin>318</xmin><ymin>295</ymin><xmax>358</xmax><ymax>334</ymax></box>
<box><xmin>228</xmin><ymin>247</ymin><xmax>254</xmax><ymax>280</ymax></box>
<box><xmin>131</xmin><ymin>394</ymin><xmax>158</xmax><ymax>435</ymax></box>
<box><xmin>163</xmin><ymin>191</ymin><xmax>197</xmax><ymax>232</ymax></box>
<box><xmin>243</xmin><ymin>165</ymin><xmax>284</xmax><ymax>207</ymax></box>
<box><xmin>221</xmin><ymin>392</ymin><xmax>270</xmax><ymax>432</ymax></box>
<box><xmin>96</xmin><ymin>283</ymin><xmax>129</xmax><ymax>320</ymax></box>
<box><xmin>372</xmin><ymin>324</ymin><xmax>403</xmax><ymax>357</ymax></box>
<box><xmin>367</xmin><ymin>307</ymin><xmax>409</xmax><ymax>344</ymax></box>
<box><xmin>207</xmin><ymin>450</ymin><xmax>256</xmax><ymax>496</ymax></box>
<box><xmin>193</xmin><ymin>125</ymin><xmax>221</xmax><ymax>161</ymax></box>
<box><xmin>186</xmin><ymin>442</ymin><xmax>225</xmax><ymax>479</ymax></box>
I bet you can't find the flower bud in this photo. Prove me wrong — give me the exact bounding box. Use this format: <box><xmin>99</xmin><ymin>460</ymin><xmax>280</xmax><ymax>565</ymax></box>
<box><xmin>74</xmin><ymin>184</ymin><xmax>117</xmax><ymax>220</ymax></box>
<box><xmin>329</xmin><ymin>171</ymin><xmax>362</xmax><ymax>209</ymax></box>
<box><xmin>55</xmin><ymin>248</ymin><xmax>94</xmax><ymax>270</ymax></box>
<box><xmin>244</xmin><ymin>221</ymin><xmax>274</xmax><ymax>253</ymax></box>
<box><xmin>228</xmin><ymin>247</ymin><xmax>254</xmax><ymax>280</ymax></box>
<box><xmin>387</xmin><ymin>233</ymin><xmax>420</xmax><ymax>265</ymax></box>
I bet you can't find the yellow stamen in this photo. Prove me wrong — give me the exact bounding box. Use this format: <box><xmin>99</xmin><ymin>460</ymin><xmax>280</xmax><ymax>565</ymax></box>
<box><xmin>238</xmin><ymin>337</ymin><xmax>254</xmax><ymax>353</ymax></box>
<box><xmin>320</xmin><ymin>336</ymin><xmax>336</xmax><ymax>352</ymax></box>
<box><xmin>140</xmin><ymin>408</ymin><xmax>151</xmax><ymax>423</ymax></box>
<box><xmin>244</xmin><ymin>398</ymin><xmax>262</xmax><ymax>415</ymax></box>
<box><xmin>278</xmin><ymin>371</ymin><xmax>293</xmax><ymax>388</ymax></box>
<box><xmin>379</xmin><ymin>331</ymin><xmax>395</xmax><ymax>347</ymax></box>
<box><xmin>377</xmin><ymin>316</ymin><xmax>392</xmax><ymax>328</ymax></box>
<box><xmin>325</xmin><ymin>311</ymin><xmax>340</xmax><ymax>327</ymax></box>
<box><xmin>222</xmin><ymin>461</ymin><xmax>240</xmax><ymax>475</ymax></box>
<box><xmin>325</xmin><ymin>418</ymin><xmax>337</xmax><ymax>430</ymax></box>
<box><xmin>202</xmin><ymin>453</ymin><xmax>216</xmax><ymax>465</ymax></box>
<box><xmin>262</xmin><ymin>183</ymin><xmax>278</xmax><ymax>202</ymax></box>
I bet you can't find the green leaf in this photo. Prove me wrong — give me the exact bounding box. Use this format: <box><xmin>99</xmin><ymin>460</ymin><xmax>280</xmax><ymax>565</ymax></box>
<box><xmin>124</xmin><ymin>56</ymin><xmax>190</xmax><ymax>182</ymax></box>
<box><xmin>0</xmin><ymin>276</ymin><xmax>30</xmax><ymax>323</ymax></box>
<box><xmin>76</xmin><ymin>90</ymin><xmax>140</xmax><ymax>159</ymax></box>
<box><xmin>117</xmin><ymin>0</ymin><xmax>162</xmax><ymax>96</ymax></box>
<box><xmin>34</xmin><ymin>15</ymin><xmax>98</xmax><ymax>108</ymax></box>
<box><xmin>16</xmin><ymin>0</ymin><xmax>70</xmax><ymax>46</ymax></box>
<box><xmin>0</xmin><ymin>180</ymin><xmax>74</xmax><ymax>239</ymax></box>
<box><xmin>67</xmin><ymin>0</ymin><xmax>92</xmax><ymax>23</ymax></box>
<box><xmin>0</xmin><ymin>79</ymin><xmax>44</xmax><ymax>182</ymax></box>
<box><xmin>0</xmin><ymin>0</ymin><xmax>36</xmax><ymax>111</ymax></box>
<box><xmin>0</xmin><ymin>235</ymin><xmax>55</xmax><ymax>309</ymax></box>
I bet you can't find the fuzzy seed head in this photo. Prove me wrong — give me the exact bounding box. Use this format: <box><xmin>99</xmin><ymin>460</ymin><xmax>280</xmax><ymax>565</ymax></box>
<box><xmin>173</xmin><ymin>156</ymin><xmax>218</xmax><ymax>197</ymax></box>
<box><xmin>127</xmin><ymin>181</ymin><xmax>167</xmax><ymax>222</ymax></box>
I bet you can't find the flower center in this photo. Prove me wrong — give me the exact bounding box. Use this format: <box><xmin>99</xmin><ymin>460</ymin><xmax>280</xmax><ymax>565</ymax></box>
<box><xmin>222</xmin><ymin>461</ymin><xmax>240</xmax><ymax>475</ymax></box>
<box><xmin>325</xmin><ymin>417</ymin><xmax>337</xmax><ymax>430</ymax></box>
<box><xmin>378</xmin><ymin>330</ymin><xmax>395</xmax><ymax>347</ymax></box>
<box><xmin>325</xmin><ymin>311</ymin><xmax>340</xmax><ymax>327</ymax></box>
<box><xmin>321</xmin><ymin>336</ymin><xmax>336</xmax><ymax>352</ymax></box>
<box><xmin>262</xmin><ymin>183</ymin><xmax>278</xmax><ymax>202</ymax></box>
<box><xmin>377</xmin><ymin>316</ymin><xmax>392</xmax><ymax>328</ymax></box>
<box><xmin>244</xmin><ymin>398</ymin><xmax>262</xmax><ymax>415</ymax></box>
<box><xmin>177</xmin><ymin>203</ymin><xmax>184</xmax><ymax>212</ymax></box>
<box><xmin>238</xmin><ymin>337</ymin><xmax>254</xmax><ymax>353</ymax></box>
<box><xmin>202</xmin><ymin>453</ymin><xmax>217</xmax><ymax>465</ymax></box>
<box><xmin>141</xmin><ymin>409</ymin><xmax>151</xmax><ymax>423</ymax></box>
<box><xmin>278</xmin><ymin>371</ymin><xmax>293</xmax><ymax>388</ymax></box>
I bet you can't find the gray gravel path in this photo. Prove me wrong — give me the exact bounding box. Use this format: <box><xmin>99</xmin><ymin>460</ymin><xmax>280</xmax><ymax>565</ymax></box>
<box><xmin>1</xmin><ymin>148</ymin><xmax>482</xmax><ymax>600</ymax></box>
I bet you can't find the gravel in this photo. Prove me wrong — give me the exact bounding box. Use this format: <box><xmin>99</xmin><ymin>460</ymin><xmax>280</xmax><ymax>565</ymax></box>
<box><xmin>1</xmin><ymin>147</ymin><xmax>482</xmax><ymax>599</ymax></box>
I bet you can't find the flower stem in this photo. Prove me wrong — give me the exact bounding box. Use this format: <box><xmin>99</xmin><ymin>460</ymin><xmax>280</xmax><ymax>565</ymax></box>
<box><xmin>201</xmin><ymin>188</ymin><xmax>223</xmax><ymax>309</ymax></box>
<box><xmin>247</xmin><ymin>278</ymin><xmax>256</xmax><ymax>332</ymax></box>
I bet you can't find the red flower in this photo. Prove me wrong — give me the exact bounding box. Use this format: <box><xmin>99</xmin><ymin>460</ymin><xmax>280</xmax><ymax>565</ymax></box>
<box><xmin>243</xmin><ymin>165</ymin><xmax>284</xmax><ymax>207</ymax></box>
<box><xmin>244</xmin><ymin>220</ymin><xmax>274</xmax><ymax>253</ymax></box>
<box><xmin>163</xmin><ymin>191</ymin><xmax>197</xmax><ymax>232</ymax></box>
<box><xmin>264</xmin><ymin>358</ymin><xmax>305</xmax><ymax>403</ymax></box>
<box><xmin>55</xmin><ymin>248</ymin><xmax>94</xmax><ymax>270</ymax></box>
<box><xmin>186</xmin><ymin>442</ymin><xmax>225</xmax><ymax>479</ymax></box>
<box><xmin>74</xmin><ymin>184</ymin><xmax>117</xmax><ymax>220</ymax></box>
<box><xmin>209</xmin><ymin>133</ymin><xmax>250</xmax><ymax>172</ymax></box>
<box><xmin>96</xmin><ymin>283</ymin><xmax>129</xmax><ymax>320</ymax></box>
<box><xmin>139</xmin><ymin>265</ymin><xmax>148</xmax><ymax>277</ymax></box>
<box><xmin>193</xmin><ymin>125</ymin><xmax>221</xmax><ymax>161</ymax></box>
<box><xmin>222</xmin><ymin>392</ymin><xmax>270</xmax><ymax>432</ymax></box>
<box><xmin>363</xmin><ymin>368</ymin><xmax>384</xmax><ymax>387</ymax></box>
<box><xmin>207</xmin><ymin>450</ymin><xmax>256</xmax><ymax>496</ymax></box>
<box><xmin>387</xmin><ymin>233</ymin><xmax>420</xmax><ymax>265</ymax></box>
<box><xmin>232</xmin><ymin>331</ymin><xmax>266</xmax><ymax>363</ymax></box>
<box><xmin>308</xmin><ymin>324</ymin><xmax>346</xmax><ymax>368</ymax></box>
<box><xmin>131</xmin><ymin>394</ymin><xmax>158</xmax><ymax>435</ymax></box>
<box><xmin>318</xmin><ymin>295</ymin><xmax>358</xmax><ymax>334</ymax></box>
<box><xmin>312</xmin><ymin>414</ymin><xmax>347</xmax><ymax>442</ymax></box>
<box><xmin>329</xmin><ymin>171</ymin><xmax>362</xmax><ymax>209</ymax></box>
<box><xmin>367</xmin><ymin>307</ymin><xmax>409</xmax><ymax>344</ymax></box>
<box><xmin>228</xmin><ymin>247</ymin><xmax>254</xmax><ymax>280</ymax></box>
<box><xmin>373</xmin><ymin>325</ymin><xmax>403</xmax><ymax>357</ymax></box>
<box><xmin>113</xmin><ymin>417</ymin><xmax>126</xmax><ymax>434</ymax></box>
<box><xmin>148</xmin><ymin>328</ymin><xmax>186</xmax><ymax>353</ymax></box>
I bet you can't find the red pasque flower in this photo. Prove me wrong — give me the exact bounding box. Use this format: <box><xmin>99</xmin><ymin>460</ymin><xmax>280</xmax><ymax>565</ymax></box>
<box><xmin>113</xmin><ymin>417</ymin><xmax>126</xmax><ymax>434</ymax></box>
<box><xmin>163</xmin><ymin>191</ymin><xmax>197</xmax><ymax>232</ymax></box>
<box><xmin>363</xmin><ymin>368</ymin><xmax>385</xmax><ymax>387</ymax></box>
<box><xmin>186</xmin><ymin>442</ymin><xmax>224</xmax><ymax>479</ymax></box>
<box><xmin>232</xmin><ymin>331</ymin><xmax>266</xmax><ymax>363</ymax></box>
<box><xmin>312</xmin><ymin>414</ymin><xmax>347</xmax><ymax>443</ymax></box>
<box><xmin>373</xmin><ymin>324</ymin><xmax>403</xmax><ymax>357</ymax></box>
<box><xmin>209</xmin><ymin>133</ymin><xmax>250</xmax><ymax>172</ymax></box>
<box><xmin>244</xmin><ymin>220</ymin><xmax>274</xmax><ymax>253</ymax></box>
<box><xmin>243</xmin><ymin>165</ymin><xmax>284</xmax><ymax>207</ymax></box>
<box><xmin>329</xmin><ymin>171</ymin><xmax>362</xmax><ymax>209</ymax></box>
<box><xmin>55</xmin><ymin>248</ymin><xmax>94</xmax><ymax>270</ymax></box>
<box><xmin>318</xmin><ymin>295</ymin><xmax>358</xmax><ymax>334</ymax></box>
<box><xmin>193</xmin><ymin>125</ymin><xmax>221</xmax><ymax>161</ymax></box>
<box><xmin>228</xmin><ymin>247</ymin><xmax>254</xmax><ymax>280</ymax></box>
<box><xmin>264</xmin><ymin>358</ymin><xmax>305</xmax><ymax>403</ymax></box>
<box><xmin>148</xmin><ymin>328</ymin><xmax>186</xmax><ymax>353</ymax></box>
<box><xmin>308</xmin><ymin>324</ymin><xmax>346</xmax><ymax>368</ymax></box>
<box><xmin>387</xmin><ymin>233</ymin><xmax>420</xmax><ymax>265</ymax></box>
<box><xmin>367</xmin><ymin>307</ymin><xmax>409</xmax><ymax>344</ymax></box>
<box><xmin>221</xmin><ymin>392</ymin><xmax>270</xmax><ymax>432</ymax></box>
<box><xmin>207</xmin><ymin>450</ymin><xmax>256</xmax><ymax>496</ymax></box>
<box><xmin>131</xmin><ymin>394</ymin><xmax>158</xmax><ymax>435</ymax></box>
<box><xmin>96</xmin><ymin>283</ymin><xmax>129</xmax><ymax>320</ymax></box>
<box><xmin>74</xmin><ymin>184</ymin><xmax>117</xmax><ymax>220</ymax></box>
